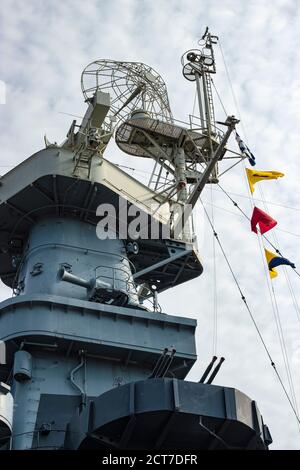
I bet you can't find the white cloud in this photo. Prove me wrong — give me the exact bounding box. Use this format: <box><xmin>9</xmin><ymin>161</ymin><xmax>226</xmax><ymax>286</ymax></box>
<box><xmin>0</xmin><ymin>0</ymin><xmax>300</xmax><ymax>449</ymax></box>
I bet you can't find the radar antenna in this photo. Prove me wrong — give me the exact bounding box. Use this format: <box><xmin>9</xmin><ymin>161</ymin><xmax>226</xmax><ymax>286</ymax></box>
<box><xmin>81</xmin><ymin>60</ymin><xmax>173</xmax><ymax>128</ymax></box>
<box><xmin>63</xmin><ymin>61</ymin><xmax>173</xmax><ymax>177</ymax></box>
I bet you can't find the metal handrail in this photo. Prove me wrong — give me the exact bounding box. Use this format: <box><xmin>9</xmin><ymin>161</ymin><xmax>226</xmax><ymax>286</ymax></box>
<box><xmin>94</xmin><ymin>264</ymin><xmax>137</xmax><ymax>296</ymax></box>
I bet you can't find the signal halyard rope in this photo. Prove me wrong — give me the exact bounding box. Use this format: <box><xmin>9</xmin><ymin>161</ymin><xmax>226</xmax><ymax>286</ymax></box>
<box><xmin>210</xmin><ymin>184</ymin><xmax>218</xmax><ymax>356</ymax></box>
<box><xmin>212</xmin><ymin>40</ymin><xmax>300</xmax><ymax>427</ymax></box>
<box><xmin>257</xmin><ymin>184</ymin><xmax>300</xmax><ymax>419</ymax></box>
<box><xmin>200</xmin><ymin>199</ymin><xmax>300</xmax><ymax>428</ymax></box>
<box><xmin>216</xmin><ymin>183</ymin><xmax>300</xmax><ymax>279</ymax></box>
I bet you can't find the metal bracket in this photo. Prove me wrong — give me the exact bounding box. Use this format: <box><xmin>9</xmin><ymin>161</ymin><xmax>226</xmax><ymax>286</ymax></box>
<box><xmin>133</xmin><ymin>248</ymin><xmax>192</xmax><ymax>280</ymax></box>
<box><xmin>186</xmin><ymin>115</ymin><xmax>239</xmax><ymax>209</ymax></box>
<box><xmin>30</xmin><ymin>263</ymin><xmax>44</xmax><ymax>276</ymax></box>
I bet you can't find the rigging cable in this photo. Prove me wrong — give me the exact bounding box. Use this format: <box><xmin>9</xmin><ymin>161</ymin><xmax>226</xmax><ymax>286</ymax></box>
<box><xmin>215</xmin><ymin>183</ymin><xmax>300</xmax><ymax>415</ymax></box>
<box><xmin>207</xmin><ymin>52</ymin><xmax>300</xmax><ymax>423</ymax></box>
<box><xmin>211</xmin><ymin>78</ymin><xmax>227</xmax><ymax>117</ymax></box>
<box><xmin>192</xmin><ymin>88</ymin><xmax>197</xmax><ymax>118</ymax></box>
<box><xmin>210</xmin><ymin>183</ymin><xmax>218</xmax><ymax>356</ymax></box>
<box><xmin>216</xmin><ymin>40</ymin><xmax>300</xmax><ymax>418</ymax></box>
<box><xmin>211</xmin><ymin>187</ymin><xmax>300</xmax><ymax>213</ymax></box>
<box><xmin>258</xmin><ymin>184</ymin><xmax>300</xmax><ymax>320</ymax></box>
<box><xmin>200</xmin><ymin>198</ymin><xmax>300</xmax><ymax>427</ymax></box>
<box><xmin>257</xmin><ymin>184</ymin><xmax>300</xmax><ymax>419</ymax></box>
<box><xmin>218</xmin><ymin>40</ymin><xmax>248</xmax><ymax>140</ymax></box>
<box><xmin>216</xmin><ymin>161</ymin><xmax>300</xmax><ymax>417</ymax></box>
<box><xmin>202</xmin><ymin>199</ymin><xmax>300</xmax><ymax>241</ymax></box>
<box><xmin>256</xmin><ymin>220</ymin><xmax>300</xmax><ymax>422</ymax></box>
<box><xmin>216</xmin><ymin>184</ymin><xmax>300</xmax><ymax>279</ymax></box>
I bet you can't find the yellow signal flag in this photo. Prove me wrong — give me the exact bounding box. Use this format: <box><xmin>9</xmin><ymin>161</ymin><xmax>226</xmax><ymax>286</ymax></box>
<box><xmin>246</xmin><ymin>169</ymin><xmax>284</xmax><ymax>194</ymax></box>
<box><xmin>264</xmin><ymin>248</ymin><xmax>296</xmax><ymax>279</ymax></box>
<box><xmin>264</xmin><ymin>249</ymin><xmax>278</xmax><ymax>279</ymax></box>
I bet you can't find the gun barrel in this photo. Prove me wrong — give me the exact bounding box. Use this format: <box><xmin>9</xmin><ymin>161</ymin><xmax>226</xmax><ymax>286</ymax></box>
<box><xmin>58</xmin><ymin>268</ymin><xmax>90</xmax><ymax>289</ymax></box>
<box><xmin>206</xmin><ymin>357</ymin><xmax>225</xmax><ymax>384</ymax></box>
<box><xmin>199</xmin><ymin>356</ymin><xmax>218</xmax><ymax>383</ymax></box>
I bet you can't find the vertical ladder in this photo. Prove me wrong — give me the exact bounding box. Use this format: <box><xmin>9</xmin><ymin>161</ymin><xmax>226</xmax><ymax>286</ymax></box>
<box><xmin>73</xmin><ymin>144</ymin><xmax>97</xmax><ymax>179</ymax></box>
<box><xmin>204</xmin><ymin>72</ymin><xmax>216</xmax><ymax>133</ymax></box>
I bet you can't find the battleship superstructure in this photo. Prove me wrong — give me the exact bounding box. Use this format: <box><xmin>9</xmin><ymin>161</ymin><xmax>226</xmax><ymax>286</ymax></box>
<box><xmin>0</xmin><ymin>30</ymin><xmax>272</xmax><ymax>450</ymax></box>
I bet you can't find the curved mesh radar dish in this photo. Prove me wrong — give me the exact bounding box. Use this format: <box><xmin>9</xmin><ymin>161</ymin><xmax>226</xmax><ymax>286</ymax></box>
<box><xmin>81</xmin><ymin>60</ymin><xmax>173</xmax><ymax>127</ymax></box>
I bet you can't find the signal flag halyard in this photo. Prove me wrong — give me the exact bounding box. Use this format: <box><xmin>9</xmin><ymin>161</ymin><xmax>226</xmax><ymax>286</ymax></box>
<box><xmin>235</xmin><ymin>132</ymin><xmax>256</xmax><ymax>166</ymax></box>
<box><xmin>265</xmin><ymin>249</ymin><xmax>296</xmax><ymax>279</ymax></box>
<box><xmin>251</xmin><ymin>207</ymin><xmax>277</xmax><ymax>235</ymax></box>
<box><xmin>246</xmin><ymin>168</ymin><xmax>284</xmax><ymax>194</ymax></box>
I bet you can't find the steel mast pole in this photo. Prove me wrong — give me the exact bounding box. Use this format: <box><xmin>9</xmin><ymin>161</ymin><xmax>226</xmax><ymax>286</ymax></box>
<box><xmin>195</xmin><ymin>71</ymin><xmax>205</xmax><ymax>130</ymax></box>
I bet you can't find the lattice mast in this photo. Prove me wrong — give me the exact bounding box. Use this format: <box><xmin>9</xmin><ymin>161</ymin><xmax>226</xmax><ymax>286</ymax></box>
<box><xmin>115</xmin><ymin>29</ymin><xmax>239</xmax><ymax>240</ymax></box>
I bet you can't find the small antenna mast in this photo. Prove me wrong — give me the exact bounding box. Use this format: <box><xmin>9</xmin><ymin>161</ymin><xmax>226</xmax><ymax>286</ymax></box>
<box><xmin>182</xmin><ymin>27</ymin><xmax>219</xmax><ymax>179</ymax></box>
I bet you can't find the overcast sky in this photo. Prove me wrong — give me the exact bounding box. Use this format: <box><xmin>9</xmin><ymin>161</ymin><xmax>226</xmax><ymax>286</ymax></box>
<box><xmin>1</xmin><ymin>0</ymin><xmax>300</xmax><ymax>450</ymax></box>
